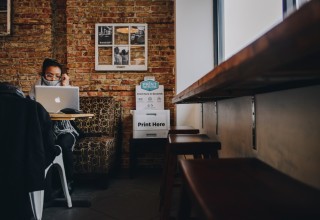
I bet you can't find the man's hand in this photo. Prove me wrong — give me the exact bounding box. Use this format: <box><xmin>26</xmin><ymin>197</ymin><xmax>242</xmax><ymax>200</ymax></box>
<box><xmin>61</xmin><ymin>73</ymin><xmax>70</xmax><ymax>86</ymax></box>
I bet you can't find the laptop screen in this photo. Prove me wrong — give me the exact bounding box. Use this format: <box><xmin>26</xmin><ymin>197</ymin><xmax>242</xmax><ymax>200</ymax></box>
<box><xmin>35</xmin><ymin>86</ymin><xmax>79</xmax><ymax>113</ymax></box>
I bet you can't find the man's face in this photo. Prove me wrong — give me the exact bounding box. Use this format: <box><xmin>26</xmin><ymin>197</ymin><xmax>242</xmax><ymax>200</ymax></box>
<box><xmin>44</xmin><ymin>66</ymin><xmax>61</xmax><ymax>81</ymax></box>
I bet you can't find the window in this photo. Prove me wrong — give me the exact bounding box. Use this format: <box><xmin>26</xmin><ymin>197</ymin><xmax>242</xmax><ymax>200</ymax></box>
<box><xmin>283</xmin><ymin>0</ymin><xmax>310</xmax><ymax>17</ymax></box>
<box><xmin>0</xmin><ymin>0</ymin><xmax>10</xmax><ymax>36</ymax></box>
<box><xmin>213</xmin><ymin>0</ymin><xmax>306</xmax><ymax>65</ymax></box>
<box><xmin>213</xmin><ymin>0</ymin><xmax>224</xmax><ymax>67</ymax></box>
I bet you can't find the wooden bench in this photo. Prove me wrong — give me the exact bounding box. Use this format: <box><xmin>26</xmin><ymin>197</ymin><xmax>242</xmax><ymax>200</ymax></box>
<box><xmin>160</xmin><ymin>134</ymin><xmax>221</xmax><ymax>219</ymax></box>
<box><xmin>178</xmin><ymin>158</ymin><xmax>320</xmax><ymax>220</ymax></box>
<box><xmin>169</xmin><ymin>126</ymin><xmax>200</xmax><ymax>134</ymax></box>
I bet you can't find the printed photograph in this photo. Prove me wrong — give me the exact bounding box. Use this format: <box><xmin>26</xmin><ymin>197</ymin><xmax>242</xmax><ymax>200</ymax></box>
<box><xmin>115</xmin><ymin>26</ymin><xmax>129</xmax><ymax>45</ymax></box>
<box><xmin>98</xmin><ymin>26</ymin><xmax>113</xmax><ymax>45</ymax></box>
<box><xmin>130</xmin><ymin>46</ymin><xmax>145</xmax><ymax>65</ymax></box>
<box><xmin>114</xmin><ymin>46</ymin><xmax>129</xmax><ymax>65</ymax></box>
<box><xmin>130</xmin><ymin>26</ymin><xmax>145</xmax><ymax>45</ymax></box>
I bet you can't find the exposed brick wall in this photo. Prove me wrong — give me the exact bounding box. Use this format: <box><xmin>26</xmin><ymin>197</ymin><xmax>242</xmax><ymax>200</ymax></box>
<box><xmin>52</xmin><ymin>0</ymin><xmax>67</xmax><ymax>66</ymax></box>
<box><xmin>0</xmin><ymin>0</ymin><xmax>54</xmax><ymax>88</ymax></box>
<box><xmin>0</xmin><ymin>0</ymin><xmax>175</xmax><ymax>169</ymax></box>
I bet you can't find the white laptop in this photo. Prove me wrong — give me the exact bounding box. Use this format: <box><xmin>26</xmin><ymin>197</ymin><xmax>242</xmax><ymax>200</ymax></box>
<box><xmin>35</xmin><ymin>85</ymin><xmax>80</xmax><ymax>113</ymax></box>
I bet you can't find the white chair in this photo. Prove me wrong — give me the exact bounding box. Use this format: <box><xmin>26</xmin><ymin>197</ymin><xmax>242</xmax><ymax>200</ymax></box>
<box><xmin>29</xmin><ymin>145</ymin><xmax>72</xmax><ymax>220</ymax></box>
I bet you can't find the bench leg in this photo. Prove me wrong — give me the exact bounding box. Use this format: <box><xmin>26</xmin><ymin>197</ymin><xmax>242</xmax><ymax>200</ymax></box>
<box><xmin>161</xmin><ymin>153</ymin><xmax>177</xmax><ymax>220</ymax></box>
<box><xmin>177</xmin><ymin>183</ymin><xmax>192</xmax><ymax>220</ymax></box>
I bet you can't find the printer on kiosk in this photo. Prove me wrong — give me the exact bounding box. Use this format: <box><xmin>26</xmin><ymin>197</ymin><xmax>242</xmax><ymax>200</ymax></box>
<box><xmin>132</xmin><ymin>76</ymin><xmax>170</xmax><ymax>138</ymax></box>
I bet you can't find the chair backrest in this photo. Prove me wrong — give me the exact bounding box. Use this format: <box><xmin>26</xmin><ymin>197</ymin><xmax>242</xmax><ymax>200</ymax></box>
<box><xmin>1</xmin><ymin>95</ymin><xmax>47</xmax><ymax>189</ymax></box>
<box><xmin>76</xmin><ymin>96</ymin><xmax>121</xmax><ymax>136</ymax></box>
<box><xmin>0</xmin><ymin>92</ymin><xmax>50</xmax><ymax>219</ymax></box>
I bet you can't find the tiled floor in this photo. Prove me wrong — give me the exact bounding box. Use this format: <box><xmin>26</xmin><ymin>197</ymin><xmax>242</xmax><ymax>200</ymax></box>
<box><xmin>42</xmin><ymin>170</ymin><xmax>164</xmax><ymax>220</ymax></box>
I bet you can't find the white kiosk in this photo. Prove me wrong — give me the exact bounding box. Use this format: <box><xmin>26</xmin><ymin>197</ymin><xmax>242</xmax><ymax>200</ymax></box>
<box><xmin>132</xmin><ymin>76</ymin><xmax>170</xmax><ymax>138</ymax></box>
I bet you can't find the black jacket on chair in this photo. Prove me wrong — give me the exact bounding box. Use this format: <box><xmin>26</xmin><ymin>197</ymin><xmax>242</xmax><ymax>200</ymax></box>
<box><xmin>0</xmin><ymin>84</ymin><xmax>57</xmax><ymax>219</ymax></box>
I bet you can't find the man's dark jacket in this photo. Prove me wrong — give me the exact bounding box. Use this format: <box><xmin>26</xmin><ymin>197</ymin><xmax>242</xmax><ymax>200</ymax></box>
<box><xmin>0</xmin><ymin>84</ymin><xmax>57</xmax><ymax>220</ymax></box>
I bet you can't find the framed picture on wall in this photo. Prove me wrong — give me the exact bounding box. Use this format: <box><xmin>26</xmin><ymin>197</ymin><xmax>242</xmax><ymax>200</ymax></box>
<box><xmin>0</xmin><ymin>0</ymin><xmax>11</xmax><ymax>36</ymax></box>
<box><xmin>95</xmin><ymin>23</ymin><xmax>148</xmax><ymax>71</ymax></box>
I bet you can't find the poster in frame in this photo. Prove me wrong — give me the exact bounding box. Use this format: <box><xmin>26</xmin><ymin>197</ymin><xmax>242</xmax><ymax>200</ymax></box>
<box><xmin>95</xmin><ymin>23</ymin><xmax>148</xmax><ymax>71</ymax></box>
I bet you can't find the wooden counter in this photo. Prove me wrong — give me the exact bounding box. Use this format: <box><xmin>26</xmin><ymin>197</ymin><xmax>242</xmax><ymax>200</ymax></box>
<box><xmin>173</xmin><ymin>0</ymin><xmax>320</xmax><ymax>104</ymax></box>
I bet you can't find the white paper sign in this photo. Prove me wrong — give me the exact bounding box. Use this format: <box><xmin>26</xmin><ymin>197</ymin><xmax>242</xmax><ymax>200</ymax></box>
<box><xmin>136</xmin><ymin>79</ymin><xmax>164</xmax><ymax>110</ymax></box>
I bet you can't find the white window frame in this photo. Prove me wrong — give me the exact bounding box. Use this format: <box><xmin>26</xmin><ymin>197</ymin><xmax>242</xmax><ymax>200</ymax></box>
<box><xmin>95</xmin><ymin>23</ymin><xmax>148</xmax><ymax>71</ymax></box>
<box><xmin>0</xmin><ymin>0</ymin><xmax>11</xmax><ymax>36</ymax></box>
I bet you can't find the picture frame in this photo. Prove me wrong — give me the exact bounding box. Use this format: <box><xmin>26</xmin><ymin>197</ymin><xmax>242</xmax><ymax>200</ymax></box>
<box><xmin>0</xmin><ymin>0</ymin><xmax>11</xmax><ymax>36</ymax></box>
<box><xmin>95</xmin><ymin>23</ymin><xmax>148</xmax><ymax>71</ymax></box>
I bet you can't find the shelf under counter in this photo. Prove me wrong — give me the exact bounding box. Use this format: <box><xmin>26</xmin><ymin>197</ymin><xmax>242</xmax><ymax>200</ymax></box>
<box><xmin>173</xmin><ymin>0</ymin><xmax>320</xmax><ymax>104</ymax></box>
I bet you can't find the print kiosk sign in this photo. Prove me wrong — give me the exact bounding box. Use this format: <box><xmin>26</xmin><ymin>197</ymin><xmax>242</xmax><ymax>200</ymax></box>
<box><xmin>132</xmin><ymin>110</ymin><xmax>170</xmax><ymax>138</ymax></box>
<box><xmin>136</xmin><ymin>77</ymin><xmax>164</xmax><ymax>110</ymax></box>
<box><xmin>141</xmin><ymin>80</ymin><xmax>159</xmax><ymax>91</ymax></box>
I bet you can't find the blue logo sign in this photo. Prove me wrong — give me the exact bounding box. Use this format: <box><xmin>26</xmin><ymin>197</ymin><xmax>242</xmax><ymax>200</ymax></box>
<box><xmin>140</xmin><ymin>80</ymin><xmax>159</xmax><ymax>91</ymax></box>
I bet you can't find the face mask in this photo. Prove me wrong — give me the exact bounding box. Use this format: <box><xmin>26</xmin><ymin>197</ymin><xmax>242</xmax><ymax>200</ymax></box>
<box><xmin>41</xmin><ymin>76</ymin><xmax>61</xmax><ymax>86</ymax></box>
